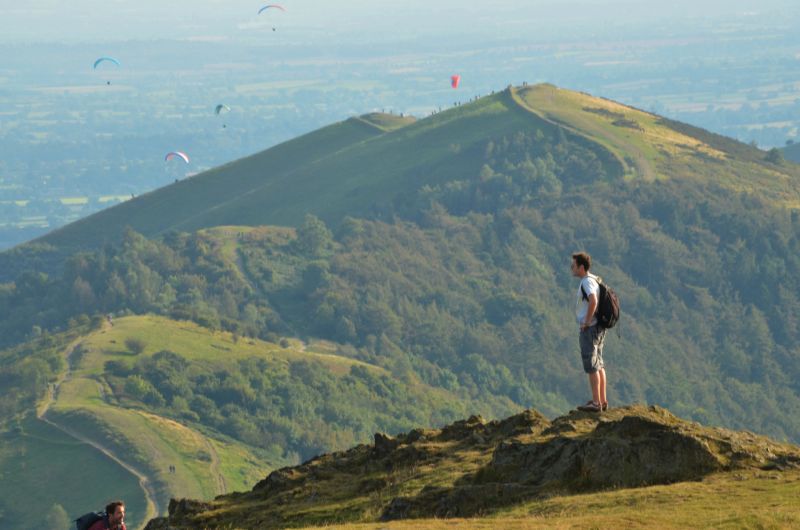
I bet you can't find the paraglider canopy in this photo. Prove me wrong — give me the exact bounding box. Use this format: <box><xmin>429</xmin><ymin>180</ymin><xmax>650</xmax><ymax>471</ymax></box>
<box><xmin>258</xmin><ymin>4</ymin><xmax>286</xmax><ymax>14</ymax></box>
<box><xmin>93</xmin><ymin>57</ymin><xmax>121</xmax><ymax>69</ymax></box>
<box><xmin>165</xmin><ymin>151</ymin><xmax>190</xmax><ymax>164</ymax></box>
<box><xmin>450</xmin><ymin>75</ymin><xmax>461</xmax><ymax>89</ymax></box>
<box><xmin>215</xmin><ymin>104</ymin><xmax>231</xmax><ymax>115</ymax></box>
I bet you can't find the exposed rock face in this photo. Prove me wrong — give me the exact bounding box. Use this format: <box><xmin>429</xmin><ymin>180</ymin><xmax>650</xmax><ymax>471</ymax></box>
<box><xmin>144</xmin><ymin>499</ymin><xmax>212</xmax><ymax>530</ymax></box>
<box><xmin>484</xmin><ymin>413</ymin><xmax>723</xmax><ymax>490</ymax></box>
<box><xmin>146</xmin><ymin>405</ymin><xmax>800</xmax><ymax>529</ymax></box>
<box><xmin>373</xmin><ymin>432</ymin><xmax>400</xmax><ymax>456</ymax></box>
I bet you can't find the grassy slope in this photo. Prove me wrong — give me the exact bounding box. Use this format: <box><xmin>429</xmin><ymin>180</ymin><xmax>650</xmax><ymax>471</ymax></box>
<box><xmin>355</xmin><ymin>112</ymin><xmax>418</xmax><ymax>133</ymax></box>
<box><xmin>45</xmin><ymin>315</ymin><xmax>358</xmax><ymax>513</ymax></box>
<box><xmin>26</xmin><ymin>88</ymin><xmax>563</xmax><ymax>256</ymax></box>
<box><xmin>164</xmin><ymin>91</ymin><xmax>545</xmax><ymax>232</ymax></box>
<box><xmin>6</xmin><ymin>84</ymin><xmax>798</xmax><ymax>267</ymax></box>
<box><xmin>0</xmin><ymin>417</ymin><xmax>148</xmax><ymax>530</ymax></box>
<box><xmin>47</xmin><ymin>316</ymin><xmax>278</xmax><ymax>511</ymax></box>
<box><xmin>299</xmin><ymin>470</ymin><xmax>800</xmax><ymax>529</ymax></box>
<box><xmin>45</xmin><ymin>315</ymin><xmax>472</xmax><ymax>513</ymax></box>
<box><xmin>35</xmin><ymin>117</ymin><xmax>383</xmax><ymax>252</ymax></box>
<box><xmin>515</xmin><ymin>84</ymin><xmax>800</xmax><ymax>206</ymax></box>
<box><xmin>151</xmin><ymin>405</ymin><xmax>800</xmax><ymax>530</ymax></box>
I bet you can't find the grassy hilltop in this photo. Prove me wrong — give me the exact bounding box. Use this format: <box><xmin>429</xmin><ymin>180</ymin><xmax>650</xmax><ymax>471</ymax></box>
<box><xmin>145</xmin><ymin>405</ymin><xmax>800</xmax><ymax>529</ymax></box>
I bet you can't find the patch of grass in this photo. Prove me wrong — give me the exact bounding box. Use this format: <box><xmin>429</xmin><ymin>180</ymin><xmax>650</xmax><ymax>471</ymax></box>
<box><xmin>294</xmin><ymin>470</ymin><xmax>800</xmax><ymax>529</ymax></box>
<box><xmin>47</xmin><ymin>403</ymin><xmax>215</xmax><ymax>508</ymax></box>
<box><xmin>81</xmin><ymin>315</ymin><xmax>383</xmax><ymax>375</ymax></box>
<box><xmin>356</xmin><ymin>113</ymin><xmax>417</xmax><ymax>132</ymax></box>
<box><xmin>209</xmin><ymin>437</ymin><xmax>273</xmax><ymax>494</ymax></box>
<box><xmin>514</xmin><ymin>84</ymin><xmax>800</xmax><ymax>206</ymax></box>
<box><xmin>0</xmin><ymin>417</ymin><xmax>147</xmax><ymax>530</ymax></box>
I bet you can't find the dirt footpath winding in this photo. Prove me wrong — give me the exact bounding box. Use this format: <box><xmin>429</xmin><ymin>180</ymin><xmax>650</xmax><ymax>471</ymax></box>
<box><xmin>36</xmin><ymin>326</ymin><xmax>159</xmax><ymax>530</ymax></box>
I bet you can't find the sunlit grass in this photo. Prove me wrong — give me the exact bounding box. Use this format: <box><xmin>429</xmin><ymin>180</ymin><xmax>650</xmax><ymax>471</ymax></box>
<box><xmin>296</xmin><ymin>470</ymin><xmax>800</xmax><ymax>529</ymax></box>
<box><xmin>46</xmin><ymin>314</ymin><xmax>409</xmax><ymax>510</ymax></box>
<box><xmin>0</xmin><ymin>417</ymin><xmax>148</xmax><ymax>530</ymax></box>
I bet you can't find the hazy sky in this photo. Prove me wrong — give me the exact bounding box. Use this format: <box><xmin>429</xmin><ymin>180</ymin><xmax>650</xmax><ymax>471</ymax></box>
<box><xmin>1</xmin><ymin>1</ymin><xmax>796</xmax><ymax>43</ymax></box>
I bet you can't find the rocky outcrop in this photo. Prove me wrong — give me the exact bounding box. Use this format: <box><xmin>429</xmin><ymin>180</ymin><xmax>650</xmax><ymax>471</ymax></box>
<box><xmin>144</xmin><ymin>499</ymin><xmax>212</xmax><ymax>530</ymax></box>
<box><xmin>146</xmin><ymin>405</ymin><xmax>800</xmax><ymax>529</ymax></box>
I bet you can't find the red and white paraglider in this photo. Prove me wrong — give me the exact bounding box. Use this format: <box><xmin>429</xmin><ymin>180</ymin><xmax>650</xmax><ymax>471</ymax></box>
<box><xmin>165</xmin><ymin>151</ymin><xmax>190</xmax><ymax>164</ymax></box>
<box><xmin>450</xmin><ymin>74</ymin><xmax>461</xmax><ymax>89</ymax></box>
<box><xmin>258</xmin><ymin>4</ymin><xmax>286</xmax><ymax>14</ymax></box>
<box><xmin>258</xmin><ymin>4</ymin><xmax>286</xmax><ymax>30</ymax></box>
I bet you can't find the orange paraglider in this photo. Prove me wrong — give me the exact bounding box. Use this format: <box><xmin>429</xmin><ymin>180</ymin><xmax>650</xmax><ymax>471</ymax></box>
<box><xmin>450</xmin><ymin>75</ymin><xmax>461</xmax><ymax>89</ymax></box>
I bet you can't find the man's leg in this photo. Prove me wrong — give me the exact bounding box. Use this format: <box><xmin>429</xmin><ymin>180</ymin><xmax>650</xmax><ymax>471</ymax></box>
<box><xmin>578</xmin><ymin>328</ymin><xmax>602</xmax><ymax>411</ymax></box>
<box><xmin>599</xmin><ymin>368</ymin><xmax>607</xmax><ymax>406</ymax></box>
<box><xmin>588</xmin><ymin>371</ymin><xmax>601</xmax><ymax>405</ymax></box>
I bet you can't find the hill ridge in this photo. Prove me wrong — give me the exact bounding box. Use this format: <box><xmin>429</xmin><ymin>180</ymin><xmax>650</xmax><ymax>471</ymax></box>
<box><xmin>163</xmin><ymin>119</ymin><xmax>392</xmax><ymax>236</ymax></box>
<box><xmin>507</xmin><ymin>85</ymin><xmax>634</xmax><ymax>177</ymax></box>
<box><xmin>5</xmin><ymin>82</ymin><xmax>799</xmax><ymax>281</ymax></box>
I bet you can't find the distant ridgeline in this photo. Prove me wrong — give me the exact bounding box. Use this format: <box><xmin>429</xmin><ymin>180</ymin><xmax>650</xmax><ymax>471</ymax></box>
<box><xmin>2</xmin><ymin>83</ymin><xmax>800</xmax><ymax>453</ymax></box>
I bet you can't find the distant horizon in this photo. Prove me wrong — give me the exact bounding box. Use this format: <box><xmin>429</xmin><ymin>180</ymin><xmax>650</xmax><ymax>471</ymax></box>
<box><xmin>2</xmin><ymin>0</ymin><xmax>796</xmax><ymax>44</ymax></box>
<box><xmin>2</xmin><ymin>0</ymin><xmax>799</xmax><ymax>250</ymax></box>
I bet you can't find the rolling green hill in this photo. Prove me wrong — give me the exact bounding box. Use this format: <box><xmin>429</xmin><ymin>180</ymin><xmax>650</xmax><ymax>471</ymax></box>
<box><xmin>3</xmin><ymin>85</ymin><xmax>625</xmax><ymax>275</ymax></box>
<box><xmin>5</xmin><ymin>84</ymin><xmax>799</xmax><ymax>280</ymax></box>
<box><xmin>1</xmin><ymin>315</ymin><xmax>509</xmax><ymax>528</ymax></box>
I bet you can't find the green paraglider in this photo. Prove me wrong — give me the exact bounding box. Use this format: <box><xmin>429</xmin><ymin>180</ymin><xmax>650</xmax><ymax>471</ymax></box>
<box><xmin>93</xmin><ymin>57</ymin><xmax>120</xmax><ymax>85</ymax></box>
<box><xmin>93</xmin><ymin>57</ymin><xmax>121</xmax><ymax>69</ymax></box>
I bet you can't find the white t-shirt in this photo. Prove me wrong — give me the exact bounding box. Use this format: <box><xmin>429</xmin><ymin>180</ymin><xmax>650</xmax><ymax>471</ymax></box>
<box><xmin>576</xmin><ymin>274</ymin><xmax>600</xmax><ymax>327</ymax></box>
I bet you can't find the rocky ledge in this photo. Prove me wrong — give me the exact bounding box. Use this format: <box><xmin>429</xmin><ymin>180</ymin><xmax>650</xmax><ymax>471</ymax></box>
<box><xmin>145</xmin><ymin>405</ymin><xmax>800</xmax><ymax>529</ymax></box>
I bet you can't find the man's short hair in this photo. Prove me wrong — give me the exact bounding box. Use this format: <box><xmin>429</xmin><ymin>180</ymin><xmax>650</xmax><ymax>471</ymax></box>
<box><xmin>106</xmin><ymin>501</ymin><xmax>124</xmax><ymax>516</ymax></box>
<box><xmin>572</xmin><ymin>252</ymin><xmax>591</xmax><ymax>271</ymax></box>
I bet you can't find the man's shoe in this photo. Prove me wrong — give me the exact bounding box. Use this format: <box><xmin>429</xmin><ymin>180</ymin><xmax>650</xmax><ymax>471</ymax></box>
<box><xmin>601</xmin><ymin>402</ymin><xmax>608</xmax><ymax>411</ymax></box>
<box><xmin>577</xmin><ymin>400</ymin><xmax>602</xmax><ymax>412</ymax></box>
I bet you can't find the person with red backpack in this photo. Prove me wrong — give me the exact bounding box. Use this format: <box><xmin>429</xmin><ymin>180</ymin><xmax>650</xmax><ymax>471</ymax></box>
<box><xmin>571</xmin><ymin>251</ymin><xmax>617</xmax><ymax>413</ymax></box>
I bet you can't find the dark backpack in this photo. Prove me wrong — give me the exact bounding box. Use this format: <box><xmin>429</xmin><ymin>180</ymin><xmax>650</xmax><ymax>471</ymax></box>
<box><xmin>75</xmin><ymin>511</ymin><xmax>106</xmax><ymax>530</ymax></box>
<box><xmin>581</xmin><ymin>276</ymin><xmax>620</xmax><ymax>330</ymax></box>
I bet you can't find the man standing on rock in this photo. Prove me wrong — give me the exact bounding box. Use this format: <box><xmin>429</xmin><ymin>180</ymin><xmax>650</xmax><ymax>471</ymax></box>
<box><xmin>88</xmin><ymin>501</ymin><xmax>126</xmax><ymax>530</ymax></box>
<box><xmin>571</xmin><ymin>252</ymin><xmax>607</xmax><ymax>413</ymax></box>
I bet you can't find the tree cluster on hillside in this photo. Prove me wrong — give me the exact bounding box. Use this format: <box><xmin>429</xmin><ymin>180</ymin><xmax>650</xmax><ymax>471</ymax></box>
<box><xmin>0</xmin><ymin>316</ymin><xmax>99</xmax><ymax>423</ymax></box>
<box><xmin>106</xmin><ymin>350</ymin><xmax>471</xmax><ymax>462</ymax></box>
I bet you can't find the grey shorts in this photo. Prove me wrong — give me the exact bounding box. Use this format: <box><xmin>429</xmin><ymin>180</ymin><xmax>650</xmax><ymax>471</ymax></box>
<box><xmin>579</xmin><ymin>325</ymin><xmax>606</xmax><ymax>374</ymax></box>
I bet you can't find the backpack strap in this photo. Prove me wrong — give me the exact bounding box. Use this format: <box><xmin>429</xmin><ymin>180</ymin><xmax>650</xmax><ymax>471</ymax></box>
<box><xmin>580</xmin><ymin>274</ymin><xmax>600</xmax><ymax>301</ymax></box>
